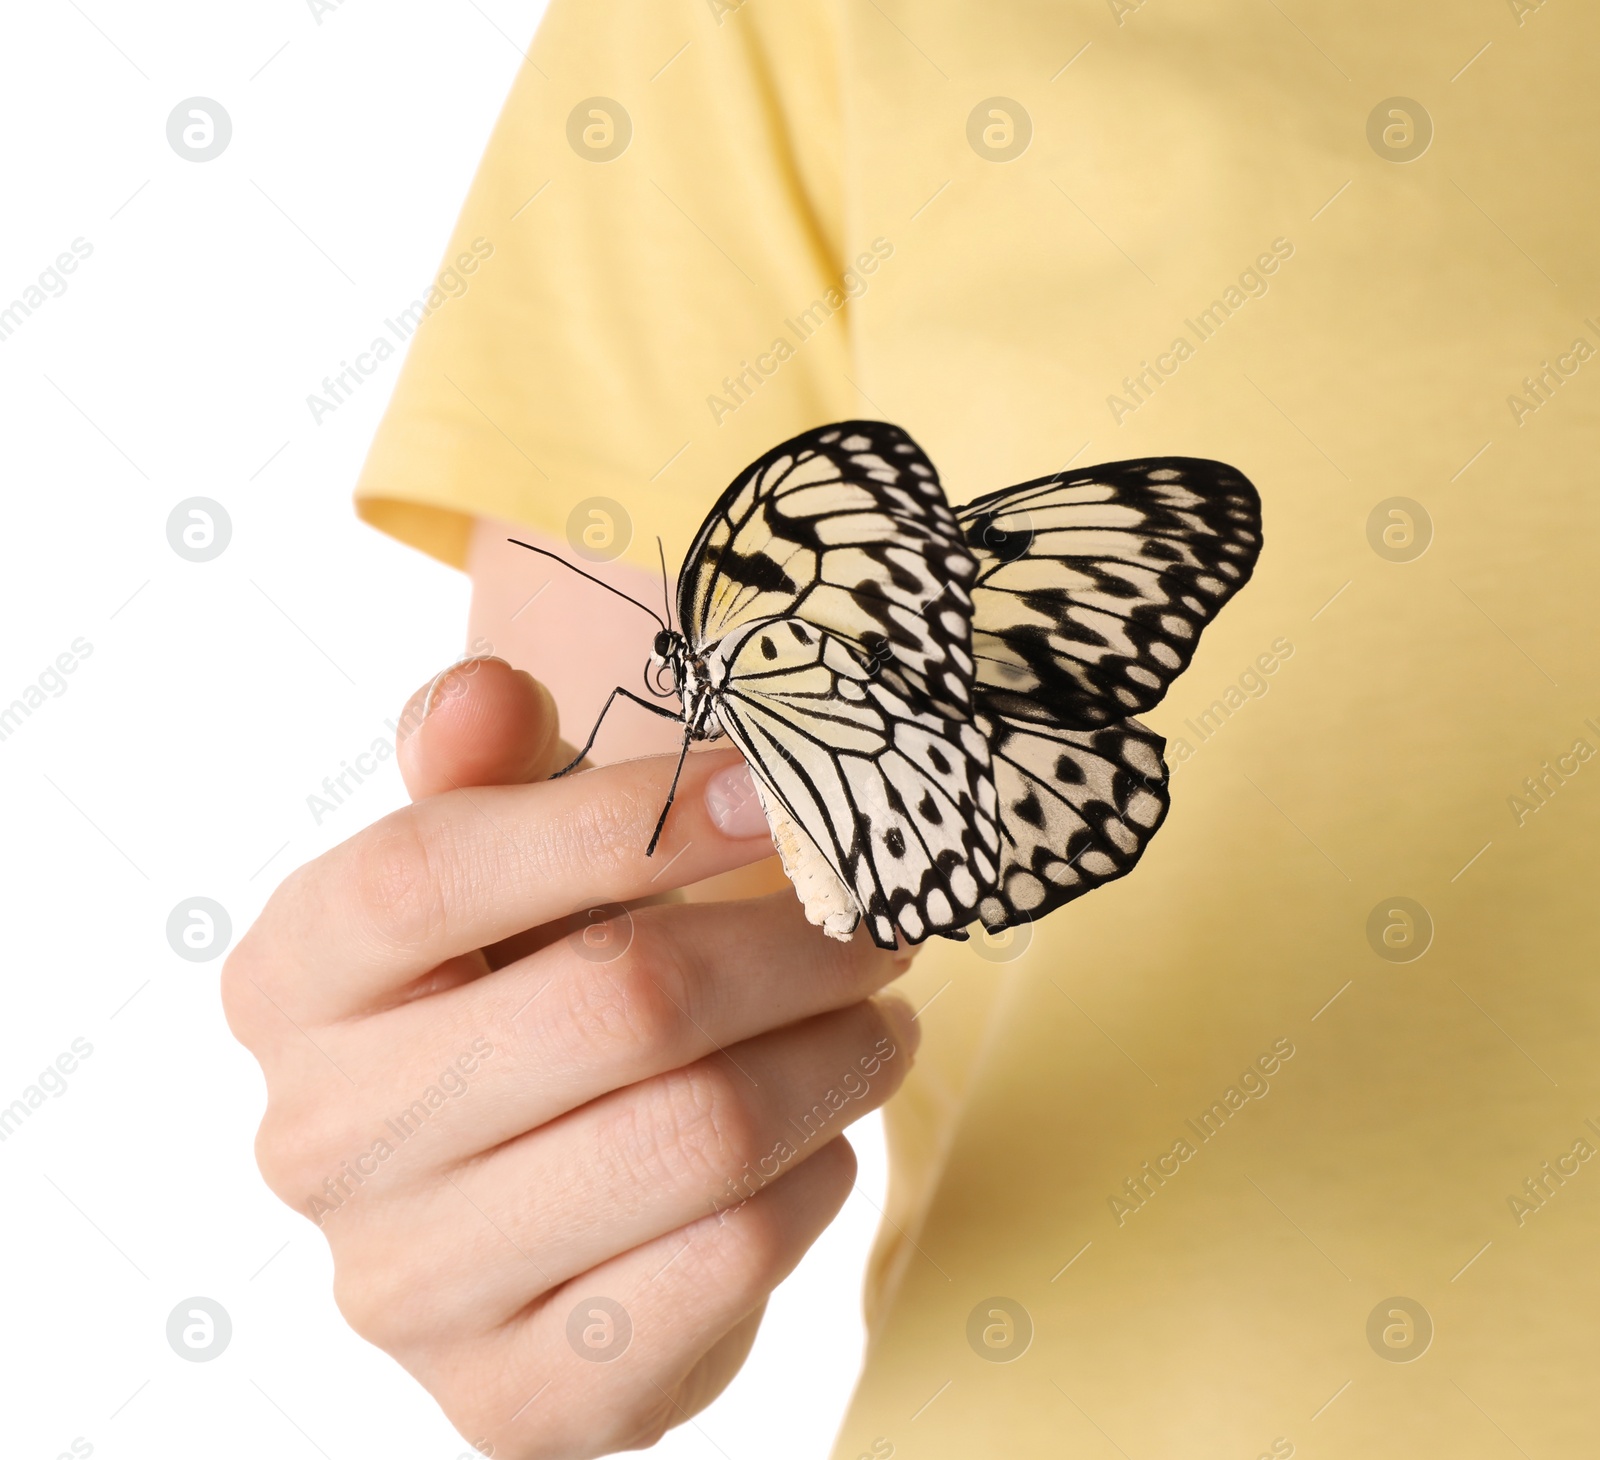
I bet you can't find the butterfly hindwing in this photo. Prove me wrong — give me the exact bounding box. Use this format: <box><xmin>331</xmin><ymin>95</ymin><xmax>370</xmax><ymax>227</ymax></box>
<box><xmin>959</xmin><ymin>458</ymin><xmax>1262</xmax><ymax>727</ymax></box>
<box><xmin>708</xmin><ymin>616</ymin><xmax>1000</xmax><ymax>949</ymax></box>
<box><xmin>975</xmin><ymin>709</ymin><xmax>1169</xmax><ymax>932</ymax></box>
<box><xmin>680</xmin><ymin>422</ymin><xmax>980</xmax><ymax>718</ymax></box>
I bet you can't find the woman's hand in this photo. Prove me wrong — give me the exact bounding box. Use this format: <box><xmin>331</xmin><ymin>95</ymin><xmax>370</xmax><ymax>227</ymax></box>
<box><xmin>222</xmin><ymin>657</ymin><xmax>919</xmax><ymax>1458</ymax></box>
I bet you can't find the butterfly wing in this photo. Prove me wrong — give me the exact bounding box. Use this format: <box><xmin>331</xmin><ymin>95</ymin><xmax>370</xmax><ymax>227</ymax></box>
<box><xmin>709</xmin><ymin>616</ymin><xmax>1000</xmax><ymax>949</ymax></box>
<box><xmin>974</xmin><ymin>709</ymin><xmax>1169</xmax><ymax>931</ymax></box>
<box><xmin>961</xmin><ymin>455</ymin><xmax>1259</xmax><ymax>931</ymax></box>
<box><xmin>678</xmin><ymin>440</ymin><xmax>1259</xmax><ymax>941</ymax></box>
<box><xmin>679</xmin><ymin>422</ymin><xmax>980</xmax><ymax>717</ymax></box>
<box><xmin>958</xmin><ymin>458</ymin><xmax>1262</xmax><ymax>726</ymax></box>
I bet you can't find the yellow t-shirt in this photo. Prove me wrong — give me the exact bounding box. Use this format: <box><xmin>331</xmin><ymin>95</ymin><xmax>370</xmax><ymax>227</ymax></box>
<box><xmin>357</xmin><ymin>1</ymin><xmax>1600</xmax><ymax>1454</ymax></box>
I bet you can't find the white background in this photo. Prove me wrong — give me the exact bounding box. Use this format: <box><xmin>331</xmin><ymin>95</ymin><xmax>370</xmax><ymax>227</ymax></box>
<box><xmin>0</xmin><ymin>4</ymin><xmax>886</xmax><ymax>1457</ymax></box>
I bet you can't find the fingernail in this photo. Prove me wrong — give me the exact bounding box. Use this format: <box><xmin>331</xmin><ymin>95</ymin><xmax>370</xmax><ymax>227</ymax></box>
<box><xmin>422</xmin><ymin>654</ymin><xmax>504</xmax><ymax>722</ymax></box>
<box><xmin>522</xmin><ymin>672</ymin><xmax>556</xmax><ymax>723</ymax></box>
<box><xmin>705</xmin><ymin>761</ymin><xmax>771</xmax><ymax>839</ymax></box>
<box><xmin>879</xmin><ymin>994</ymin><xmax>922</xmax><ymax>1058</ymax></box>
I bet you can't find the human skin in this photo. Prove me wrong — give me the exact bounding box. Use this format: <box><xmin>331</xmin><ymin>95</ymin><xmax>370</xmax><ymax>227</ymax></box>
<box><xmin>464</xmin><ymin>517</ymin><xmax>801</xmax><ymax>908</ymax></box>
<box><xmin>223</xmin><ymin>520</ymin><xmax>919</xmax><ymax>1457</ymax></box>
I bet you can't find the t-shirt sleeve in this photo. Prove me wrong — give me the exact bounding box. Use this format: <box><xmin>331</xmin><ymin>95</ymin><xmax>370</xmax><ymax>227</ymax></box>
<box><xmin>355</xmin><ymin>0</ymin><xmax>856</xmax><ymax>572</ymax></box>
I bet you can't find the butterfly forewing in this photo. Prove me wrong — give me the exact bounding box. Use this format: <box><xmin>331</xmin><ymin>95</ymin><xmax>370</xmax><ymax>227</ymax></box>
<box><xmin>709</xmin><ymin>616</ymin><xmax>1000</xmax><ymax>949</ymax></box>
<box><xmin>959</xmin><ymin>458</ymin><xmax>1262</xmax><ymax>727</ymax></box>
<box><xmin>974</xmin><ymin>709</ymin><xmax>1170</xmax><ymax>931</ymax></box>
<box><xmin>679</xmin><ymin>422</ymin><xmax>981</xmax><ymax>717</ymax></box>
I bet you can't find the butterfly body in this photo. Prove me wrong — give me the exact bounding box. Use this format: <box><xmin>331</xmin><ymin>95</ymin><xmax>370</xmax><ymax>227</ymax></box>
<box><xmin>649</xmin><ymin>629</ymin><xmax>724</xmax><ymax>742</ymax></box>
<box><xmin>545</xmin><ymin>422</ymin><xmax>1262</xmax><ymax>952</ymax></box>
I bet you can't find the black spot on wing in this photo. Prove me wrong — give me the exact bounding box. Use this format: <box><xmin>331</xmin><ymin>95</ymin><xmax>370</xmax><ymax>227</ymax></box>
<box><xmin>859</xmin><ymin>631</ymin><xmax>892</xmax><ymax>676</ymax></box>
<box><xmin>719</xmin><ymin>546</ymin><xmax>798</xmax><ymax>597</ymax></box>
<box><xmin>974</xmin><ymin>708</ymin><xmax>1171</xmax><ymax>934</ymax></box>
<box><xmin>1054</xmin><ymin>753</ymin><xmax>1086</xmax><ymax>785</ymax></box>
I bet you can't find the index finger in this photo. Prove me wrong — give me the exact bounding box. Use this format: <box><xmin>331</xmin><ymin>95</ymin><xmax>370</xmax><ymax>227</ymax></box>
<box><xmin>233</xmin><ymin>745</ymin><xmax>780</xmax><ymax>1025</ymax></box>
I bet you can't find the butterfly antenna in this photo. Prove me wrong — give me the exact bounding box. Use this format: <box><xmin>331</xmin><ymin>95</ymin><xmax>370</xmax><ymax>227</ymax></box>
<box><xmin>655</xmin><ymin>536</ymin><xmax>673</xmax><ymax>633</ymax></box>
<box><xmin>506</xmin><ymin>539</ymin><xmax>667</xmax><ymax>632</ymax></box>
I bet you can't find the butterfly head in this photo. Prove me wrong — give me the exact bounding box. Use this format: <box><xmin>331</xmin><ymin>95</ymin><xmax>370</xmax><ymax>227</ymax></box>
<box><xmin>648</xmin><ymin>628</ymin><xmax>691</xmax><ymax>698</ymax></box>
<box><xmin>650</xmin><ymin>629</ymin><xmax>686</xmax><ymax>670</ymax></box>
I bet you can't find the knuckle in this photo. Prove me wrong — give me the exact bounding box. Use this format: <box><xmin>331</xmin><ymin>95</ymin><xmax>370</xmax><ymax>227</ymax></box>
<box><xmin>692</xmin><ymin>1197</ymin><xmax>793</xmax><ymax>1307</ymax></box>
<box><xmin>820</xmin><ymin>935</ymin><xmax>894</xmax><ymax>1005</ymax></box>
<box><xmin>693</xmin><ymin>1140</ymin><xmax>855</xmax><ymax>1302</ymax></box>
<box><xmin>609</xmin><ymin>1396</ymin><xmax>679</xmax><ymax>1455</ymax></box>
<box><xmin>868</xmin><ymin>1004</ymin><xmax>915</xmax><ymax>1080</ymax></box>
<box><xmin>253</xmin><ymin>1099</ymin><xmax>320</xmax><ymax>1201</ymax></box>
<box><xmin>219</xmin><ymin>856</ymin><xmax>332</xmax><ymax>1029</ymax></box>
<box><xmin>724</xmin><ymin>1201</ymin><xmax>793</xmax><ymax>1288</ymax></box>
<box><xmin>468</xmin><ymin>1378</ymin><xmax>674</xmax><ymax>1460</ymax></box>
<box><xmin>330</xmin><ymin>1232</ymin><xmax>458</xmax><ymax>1351</ymax></box>
<box><xmin>330</xmin><ymin>1260</ymin><xmax>394</xmax><ymax>1345</ymax></box>
<box><xmin>326</xmin><ymin>1229</ymin><xmax>451</xmax><ymax>1344</ymax></box>
<box><xmin>218</xmin><ymin>937</ymin><xmax>269</xmax><ymax>1044</ymax></box>
<box><xmin>253</xmin><ymin>1093</ymin><xmax>358</xmax><ymax>1207</ymax></box>
<box><xmin>556</xmin><ymin>932</ymin><xmax>690</xmax><ymax>1068</ymax></box>
<box><xmin>347</xmin><ymin>812</ymin><xmax>451</xmax><ymax>956</ymax></box>
<box><xmin>636</xmin><ymin>1060</ymin><xmax>758</xmax><ymax>1190</ymax></box>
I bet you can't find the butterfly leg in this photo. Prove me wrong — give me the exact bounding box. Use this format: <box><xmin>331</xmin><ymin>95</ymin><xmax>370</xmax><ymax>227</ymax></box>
<box><xmin>644</xmin><ymin>731</ymin><xmax>695</xmax><ymax>857</ymax></box>
<box><xmin>550</xmin><ymin>687</ymin><xmax>684</xmax><ymax>779</ymax></box>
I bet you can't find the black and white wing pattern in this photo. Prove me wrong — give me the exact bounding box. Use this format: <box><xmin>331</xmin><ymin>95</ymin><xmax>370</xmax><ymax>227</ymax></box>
<box><xmin>654</xmin><ymin>425</ymin><xmax>1260</xmax><ymax>949</ymax></box>
<box><xmin>955</xmin><ymin>456</ymin><xmax>1261</xmax><ymax>930</ymax></box>
<box><xmin>972</xmin><ymin>710</ymin><xmax>1169</xmax><ymax>931</ymax></box>
<box><xmin>680</xmin><ymin>421</ymin><xmax>980</xmax><ymax>717</ymax></box>
<box><xmin>958</xmin><ymin>459</ymin><xmax>1262</xmax><ymax>727</ymax></box>
<box><xmin>708</xmin><ymin>616</ymin><xmax>1000</xmax><ymax>948</ymax></box>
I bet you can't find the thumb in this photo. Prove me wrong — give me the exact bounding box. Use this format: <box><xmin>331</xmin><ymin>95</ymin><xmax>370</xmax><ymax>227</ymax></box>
<box><xmin>396</xmin><ymin>656</ymin><xmax>574</xmax><ymax>800</ymax></box>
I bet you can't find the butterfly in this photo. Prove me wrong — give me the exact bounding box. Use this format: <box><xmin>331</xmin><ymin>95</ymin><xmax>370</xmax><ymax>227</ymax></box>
<box><xmin>516</xmin><ymin>420</ymin><xmax>1261</xmax><ymax>950</ymax></box>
